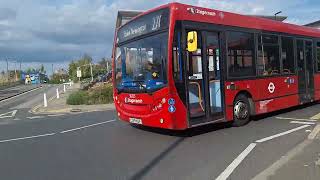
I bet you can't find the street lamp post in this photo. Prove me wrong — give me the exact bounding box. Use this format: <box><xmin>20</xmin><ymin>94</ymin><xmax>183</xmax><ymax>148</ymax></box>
<box><xmin>274</xmin><ymin>11</ymin><xmax>282</xmax><ymax>21</ymax></box>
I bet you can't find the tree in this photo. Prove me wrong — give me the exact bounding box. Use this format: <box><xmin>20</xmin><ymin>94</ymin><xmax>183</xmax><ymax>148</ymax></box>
<box><xmin>68</xmin><ymin>54</ymin><xmax>94</xmax><ymax>82</ymax></box>
<box><xmin>26</xmin><ymin>67</ymin><xmax>36</xmax><ymax>74</ymax></box>
<box><xmin>38</xmin><ymin>64</ymin><xmax>46</xmax><ymax>74</ymax></box>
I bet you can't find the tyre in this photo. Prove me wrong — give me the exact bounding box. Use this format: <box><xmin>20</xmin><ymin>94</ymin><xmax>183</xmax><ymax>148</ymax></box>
<box><xmin>232</xmin><ymin>94</ymin><xmax>251</xmax><ymax>127</ymax></box>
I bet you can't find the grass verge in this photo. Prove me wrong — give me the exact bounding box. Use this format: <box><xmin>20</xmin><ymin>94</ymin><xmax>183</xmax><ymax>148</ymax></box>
<box><xmin>67</xmin><ymin>83</ymin><xmax>113</xmax><ymax>105</ymax></box>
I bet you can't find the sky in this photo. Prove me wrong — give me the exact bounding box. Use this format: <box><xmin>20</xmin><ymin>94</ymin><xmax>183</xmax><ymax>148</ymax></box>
<box><xmin>0</xmin><ymin>0</ymin><xmax>319</xmax><ymax>74</ymax></box>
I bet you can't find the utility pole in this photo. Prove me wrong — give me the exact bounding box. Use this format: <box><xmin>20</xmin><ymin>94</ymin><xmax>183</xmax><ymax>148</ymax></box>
<box><xmin>274</xmin><ymin>11</ymin><xmax>282</xmax><ymax>21</ymax></box>
<box><xmin>6</xmin><ymin>59</ymin><xmax>9</xmax><ymax>82</ymax></box>
<box><xmin>14</xmin><ymin>61</ymin><xmax>17</xmax><ymax>81</ymax></box>
<box><xmin>52</xmin><ymin>64</ymin><xmax>54</xmax><ymax>77</ymax></box>
<box><xmin>90</xmin><ymin>63</ymin><xmax>93</xmax><ymax>82</ymax></box>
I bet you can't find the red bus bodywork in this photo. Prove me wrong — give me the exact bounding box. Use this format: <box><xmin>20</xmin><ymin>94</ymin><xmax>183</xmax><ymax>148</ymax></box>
<box><xmin>113</xmin><ymin>3</ymin><xmax>320</xmax><ymax>130</ymax></box>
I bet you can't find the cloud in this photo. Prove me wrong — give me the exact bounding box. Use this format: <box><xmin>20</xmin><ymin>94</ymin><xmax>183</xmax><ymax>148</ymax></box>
<box><xmin>0</xmin><ymin>8</ymin><xmax>16</xmax><ymax>21</ymax></box>
<box><xmin>0</xmin><ymin>0</ymin><xmax>318</xmax><ymax>68</ymax></box>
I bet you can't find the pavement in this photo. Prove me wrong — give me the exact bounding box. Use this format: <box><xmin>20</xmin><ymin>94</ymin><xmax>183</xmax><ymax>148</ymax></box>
<box><xmin>32</xmin><ymin>83</ymin><xmax>115</xmax><ymax>114</ymax></box>
<box><xmin>0</xmin><ymin>84</ymin><xmax>319</xmax><ymax>180</ymax></box>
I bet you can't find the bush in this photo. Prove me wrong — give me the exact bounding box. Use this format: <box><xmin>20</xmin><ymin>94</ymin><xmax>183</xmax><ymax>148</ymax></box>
<box><xmin>67</xmin><ymin>91</ymin><xmax>88</xmax><ymax>105</ymax></box>
<box><xmin>67</xmin><ymin>83</ymin><xmax>113</xmax><ymax>105</ymax></box>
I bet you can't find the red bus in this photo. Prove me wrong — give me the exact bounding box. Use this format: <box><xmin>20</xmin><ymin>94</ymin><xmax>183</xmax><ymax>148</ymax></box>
<box><xmin>112</xmin><ymin>3</ymin><xmax>320</xmax><ymax>130</ymax></box>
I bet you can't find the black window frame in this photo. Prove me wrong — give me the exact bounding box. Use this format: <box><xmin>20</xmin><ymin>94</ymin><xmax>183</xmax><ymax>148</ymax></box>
<box><xmin>256</xmin><ymin>33</ymin><xmax>281</xmax><ymax>77</ymax></box>
<box><xmin>226</xmin><ymin>30</ymin><xmax>256</xmax><ymax>78</ymax></box>
<box><xmin>280</xmin><ymin>36</ymin><xmax>296</xmax><ymax>75</ymax></box>
<box><xmin>316</xmin><ymin>40</ymin><xmax>320</xmax><ymax>72</ymax></box>
<box><xmin>178</xmin><ymin>20</ymin><xmax>320</xmax><ymax>81</ymax></box>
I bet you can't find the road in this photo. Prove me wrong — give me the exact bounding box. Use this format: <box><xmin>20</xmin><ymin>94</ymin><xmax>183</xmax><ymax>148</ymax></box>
<box><xmin>0</xmin><ymin>84</ymin><xmax>40</xmax><ymax>101</ymax></box>
<box><xmin>0</xmin><ymin>85</ymin><xmax>319</xmax><ymax>180</ymax></box>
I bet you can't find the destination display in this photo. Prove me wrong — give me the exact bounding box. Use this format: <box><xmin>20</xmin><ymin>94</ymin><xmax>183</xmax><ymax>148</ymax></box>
<box><xmin>118</xmin><ymin>8</ymin><xmax>169</xmax><ymax>43</ymax></box>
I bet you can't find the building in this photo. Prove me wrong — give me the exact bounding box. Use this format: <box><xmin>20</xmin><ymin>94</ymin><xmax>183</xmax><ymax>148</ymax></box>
<box><xmin>305</xmin><ymin>20</ymin><xmax>320</xmax><ymax>29</ymax></box>
<box><xmin>116</xmin><ymin>10</ymin><xmax>142</xmax><ymax>29</ymax></box>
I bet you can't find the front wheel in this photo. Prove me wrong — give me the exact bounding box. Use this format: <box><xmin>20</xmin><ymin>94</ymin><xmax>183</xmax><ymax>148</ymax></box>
<box><xmin>232</xmin><ymin>94</ymin><xmax>251</xmax><ymax>127</ymax></box>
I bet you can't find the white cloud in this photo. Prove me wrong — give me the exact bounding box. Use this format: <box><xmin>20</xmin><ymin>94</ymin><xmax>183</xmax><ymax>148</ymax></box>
<box><xmin>0</xmin><ymin>0</ymin><xmax>318</xmax><ymax>68</ymax></box>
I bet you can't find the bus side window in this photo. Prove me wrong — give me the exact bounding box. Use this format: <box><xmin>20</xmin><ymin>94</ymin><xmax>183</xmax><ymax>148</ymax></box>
<box><xmin>173</xmin><ymin>31</ymin><xmax>182</xmax><ymax>81</ymax></box>
<box><xmin>186</xmin><ymin>31</ymin><xmax>202</xmax><ymax>79</ymax></box>
<box><xmin>257</xmin><ymin>34</ymin><xmax>280</xmax><ymax>76</ymax></box>
<box><xmin>281</xmin><ymin>37</ymin><xmax>295</xmax><ymax>74</ymax></box>
<box><xmin>317</xmin><ymin>42</ymin><xmax>320</xmax><ymax>72</ymax></box>
<box><xmin>227</xmin><ymin>31</ymin><xmax>255</xmax><ymax>77</ymax></box>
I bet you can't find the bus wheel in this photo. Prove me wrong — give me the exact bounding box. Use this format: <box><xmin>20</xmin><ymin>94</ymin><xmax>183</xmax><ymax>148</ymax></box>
<box><xmin>232</xmin><ymin>94</ymin><xmax>251</xmax><ymax>127</ymax></box>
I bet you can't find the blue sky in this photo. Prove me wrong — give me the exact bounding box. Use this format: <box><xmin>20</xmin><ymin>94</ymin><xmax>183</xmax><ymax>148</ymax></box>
<box><xmin>0</xmin><ymin>0</ymin><xmax>319</xmax><ymax>73</ymax></box>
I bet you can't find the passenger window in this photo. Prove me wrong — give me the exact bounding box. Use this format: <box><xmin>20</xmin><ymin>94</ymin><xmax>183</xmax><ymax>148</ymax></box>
<box><xmin>257</xmin><ymin>34</ymin><xmax>280</xmax><ymax>76</ymax></box>
<box><xmin>281</xmin><ymin>37</ymin><xmax>295</xmax><ymax>74</ymax></box>
<box><xmin>173</xmin><ymin>30</ymin><xmax>181</xmax><ymax>81</ymax></box>
<box><xmin>317</xmin><ymin>42</ymin><xmax>320</xmax><ymax>72</ymax></box>
<box><xmin>173</xmin><ymin>46</ymin><xmax>180</xmax><ymax>79</ymax></box>
<box><xmin>227</xmin><ymin>31</ymin><xmax>255</xmax><ymax>77</ymax></box>
<box><xmin>187</xmin><ymin>31</ymin><xmax>203</xmax><ymax>80</ymax></box>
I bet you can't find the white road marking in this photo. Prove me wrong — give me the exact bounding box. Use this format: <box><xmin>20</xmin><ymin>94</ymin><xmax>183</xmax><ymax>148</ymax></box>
<box><xmin>60</xmin><ymin>120</ymin><xmax>116</xmax><ymax>134</ymax></box>
<box><xmin>308</xmin><ymin>124</ymin><xmax>320</xmax><ymax>140</ymax></box>
<box><xmin>0</xmin><ymin>87</ymin><xmax>41</xmax><ymax>103</ymax></box>
<box><xmin>256</xmin><ymin>125</ymin><xmax>310</xmax><ymax>143</ymax></box>
<box><xmin>48</xmin><ymin>114</ymin><xmax>65</xmax><ymax>117</ymax></box>
<box><xmin>276</xmin><ymin>117</ymin><xmax>317</xmax><ymax>122</ymax></box>
<box><xmin>290</xmin><ymin>121</ymin><xmax>315</xmax><ymax>125</ymax></box>
<box><xmin>0</xmin><ymin>133</ymin><xmax>55</xmax><ymax>143</ymax></box>
<box><xmin>0</xmin><ymin>110</ymin><xmax>18</xmax><ymax>119</ymax></box>
<box><xmin>215</xmin><ymin>143</ymin><xmax>257</xmax><ymax>180</ymax></box>
<box><xmin>27</xmin><ymin>116</ymin><xmax>45</xmax><ymax>119</ymax></box>
<box><xmin>311</xmin><ymin>112</ymin><xmax>320</xmax><ymax>120</ymax></box>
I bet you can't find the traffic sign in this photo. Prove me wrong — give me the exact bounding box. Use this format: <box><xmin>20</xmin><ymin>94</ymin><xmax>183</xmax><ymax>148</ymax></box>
<box><xmin>77</xmin><ymin>70</ymin><xmax>82</xmax><ymax>78</ymax></box>
<box><xmin>168</xmin><ymin>98</ymin><xmax>175</xmax><ymax>105</ymax></box>
<box><xmin>168</xmin><ymin>105</ymin><xmax>176</xmax><ymax>113</ymax></box>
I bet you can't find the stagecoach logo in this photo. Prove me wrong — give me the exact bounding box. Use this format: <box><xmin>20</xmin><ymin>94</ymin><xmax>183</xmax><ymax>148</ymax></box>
<box><xmin>268</xmin><ymin>82</ymin><xmax>276</xmax><ymax>94</ymax></box>
<box><xmin>218</xmin><ymin>12</ymin><xmax>225</xmax><ymax>19</ymax></box>
<box><xmin>187</xmin><ymin>7</ymin><xmax>216</xmax><ymax>16</ymax></box>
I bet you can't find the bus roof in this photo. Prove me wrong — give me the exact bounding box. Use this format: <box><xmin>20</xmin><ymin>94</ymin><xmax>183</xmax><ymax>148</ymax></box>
<box><xmin>119</xmin><ymin>2</ymin><xmax>320</xmax><ymax>38</ymax></box>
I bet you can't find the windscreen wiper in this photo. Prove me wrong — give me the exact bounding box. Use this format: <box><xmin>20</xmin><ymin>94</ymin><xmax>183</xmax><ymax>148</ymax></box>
<box><xmin>123</xmin><ymin>80</ymin><xmax>148</xmax><ymax>93</ymax></box>
<box><xmin>131</xmin><ymin>80</ymin><xmax>148</xmax><ymax>92</ymax></box>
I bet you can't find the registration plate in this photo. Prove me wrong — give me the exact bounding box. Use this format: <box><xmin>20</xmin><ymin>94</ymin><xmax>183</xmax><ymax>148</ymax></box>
<box><xmin>129</xmin><ymin>118</ymin><xmax>142</xmax><ymax>124</ymax></box>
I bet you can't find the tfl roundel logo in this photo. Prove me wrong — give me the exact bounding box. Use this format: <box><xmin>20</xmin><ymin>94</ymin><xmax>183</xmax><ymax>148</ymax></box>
<box><xmin>268</xmin><ymin>82</ymin><xmax>275</xmax><ymax>94</ymax></box>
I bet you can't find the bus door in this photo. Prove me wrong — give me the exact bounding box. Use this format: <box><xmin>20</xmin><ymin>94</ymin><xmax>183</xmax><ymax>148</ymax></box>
<box><xmin>186</xmin><ymin>30</ymin><xmax>224</xmax><ymax>126</ymax></box>
<box><xmin>297</xmin><ymin>39</ymin><xmax>314</xmax><ymax>103</ymax></box>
